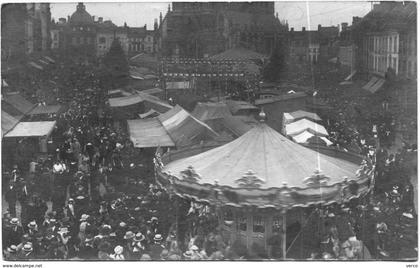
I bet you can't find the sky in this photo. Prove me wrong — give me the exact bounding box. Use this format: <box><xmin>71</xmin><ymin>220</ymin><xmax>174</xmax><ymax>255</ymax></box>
<box><xmin>50</xmin><ymin>1</ymin><xmax>372</xmax><ymax>30</ymax></box>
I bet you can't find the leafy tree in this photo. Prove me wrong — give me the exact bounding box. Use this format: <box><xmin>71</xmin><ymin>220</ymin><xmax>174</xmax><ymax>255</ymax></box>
<box><xmin>102</xmin><ymin>38</ymin><xmax>129</xmax><ymax>88</ymax></box>
<box><xmin>262</xmin><ymin>40</ymin><xmax>286</xmax><ymax>82</ymax></box>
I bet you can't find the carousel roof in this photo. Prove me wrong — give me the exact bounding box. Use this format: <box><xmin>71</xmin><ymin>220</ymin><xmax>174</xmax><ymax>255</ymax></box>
<box><xmin>163</xmin><ymin>123</ymin><xmax>359</xmax><ymax>189</ymax></box>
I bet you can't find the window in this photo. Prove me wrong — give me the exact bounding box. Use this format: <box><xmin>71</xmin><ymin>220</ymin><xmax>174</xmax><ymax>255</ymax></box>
<box><xmin>99</xmin><ymin>37</ymin><xmax>106</xmax><ymax>44</ymax></box>
<box><xmin>237</xmin><ymin>213</ymin><xmax>247</xmax><ymax>231</ymax></box>
<box><xmin>253</xmin><ymin>216</ymin><xmax>265</xmax><ymax>233</ymax></box>
<box><xmin>272</xmin><ymin>216</ymin><xmax>282</xmax><ymax>233</ymax></box>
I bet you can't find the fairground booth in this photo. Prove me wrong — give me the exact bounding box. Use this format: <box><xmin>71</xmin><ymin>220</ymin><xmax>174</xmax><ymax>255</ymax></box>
<box><xmin>154</xmin><ymin>113</ymin><xmax>375</xmax><ymax>258</ymax></box>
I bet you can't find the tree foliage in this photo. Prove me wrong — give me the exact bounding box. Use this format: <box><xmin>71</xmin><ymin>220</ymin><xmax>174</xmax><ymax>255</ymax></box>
<box><xmin>262</xmin><ymin>40</ymin><xmax>286</xmax><ymax>82</ymax></box>
<box><xmin>102</xmin><ymin>39</ymin><xmax>129</xmax><ymax>88</ymax></box>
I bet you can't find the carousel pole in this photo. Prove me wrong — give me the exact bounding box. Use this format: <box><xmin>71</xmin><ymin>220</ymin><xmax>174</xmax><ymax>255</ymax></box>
<box><xmin>282</xmin><ymin>210</ymin><xmax>287</xmax><ymax>260</ymax></box>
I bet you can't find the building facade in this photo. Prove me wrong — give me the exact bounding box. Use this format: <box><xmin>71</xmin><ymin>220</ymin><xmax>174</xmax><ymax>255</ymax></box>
<box><xmin>158</xmin><ymin>2</ymin><xmax>287</xmax><ymax>58</ymax></box>
<box><xmin>1</xmin><ymin>3</ymin><xmax>51</xmax><ymax>64</ymax></box>
<box><xmin>353</xmin><ymin>1</ymin><xmax>416</xmax><ymax>80</ymax></box>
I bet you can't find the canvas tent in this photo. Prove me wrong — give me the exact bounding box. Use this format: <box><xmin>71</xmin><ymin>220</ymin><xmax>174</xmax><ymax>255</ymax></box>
<box><xmin>3</xmin><ymin>94</ymin><xmax>36</xmax><ymax>115</ymax></box>
<box><xmin>2</xmin><ymin>111</ymin><xmax>19</xmax><ymax>136</ymax></box>
<box><xmin>283</xmin><ymin>110</ymin><xmax>322</xmax><ymax>125</ymax></box>
<box><xmin>127</xmin><ymin>118</ymin><xmax>175</xmax><ymax>148</ymax></box>
<box><xmin>28</xmin><ymin>105</ymin><xmax>62</xmax><ymax>115</ymax></box>
<box><xmin>5</xmin><ymin>121</ymin><xmax>56</xmax><ymax>138</ymax></box>
<box><xmin>284</xmin><ymin>118</ymin><xmax>328</xmax><ymax>137</ymax></box>
<box><xmin>291</xmin><ymin>130</ymin><xmax>333</xmax><ymax>146</ymax></box>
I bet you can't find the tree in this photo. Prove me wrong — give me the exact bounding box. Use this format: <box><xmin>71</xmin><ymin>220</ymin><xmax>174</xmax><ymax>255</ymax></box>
<box><xmin>102</xmin><ymin>38</ymin><xmax>129</xmax><ymax>88</ymax></box>
<box><xmin>262</xmin><ymin>40</ymin><xmax>287</xmax><ymax>82</ymax></box>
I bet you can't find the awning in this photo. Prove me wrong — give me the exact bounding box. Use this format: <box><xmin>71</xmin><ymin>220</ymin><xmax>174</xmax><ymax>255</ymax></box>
<box><xmin>139</xmin><ymin>109</ymin><xmax>160</xmax><ymax>119</ymax></box>
<box><xmin>108</xmin><ymin>94</ymin><xmax>143</xmax><ymax>107</ymax></box>
<box><xmin>285</xmin><ymin>118</ymin><xmax>328</xmax><ymax>137</ymax></box>
<box><xmin>28</xmin><ymin>61</ymin><xmax>44</xmax><ymax>70</ymax></box>
<box><xmin>362</xmin><ymin>76</ymin><xmax>379</xmax><ymax>91</ymax></box>
<box><xmin>28</xmin><ymin>105</ymin><xmax>62</xmax><ymax>115</ymax></box>
<box><xmin>344</xmin><ymin>70</ymin><xmax>357</xmax><ymax>81</ymax></box>
<box><xmin>5</xmin><ymin>121</ymin><xmax>56</xmax><ymax>137</ymax></box>
<box><xmin>127</xmin><ymin>118</ymin><xmax>175</xmax><ymax>148</ymax></box>
<box><xmin>3</xmin><ymin>94</ymin><xmax>36</xmax><ymax>114</ymax></box>
<box><xmin>368</xmin><ymin>78</ymin><xmax>385</xmax><ymax>93</ymax></box>
<box><xmin>2</xmin><ymin>111</ymin><xmax>19</xmax><ymax>136</ymax></box>
<box><xmin>136</xmin><ymin>87</ymin><xmax>163</xmax><ymax>96</ymax></box>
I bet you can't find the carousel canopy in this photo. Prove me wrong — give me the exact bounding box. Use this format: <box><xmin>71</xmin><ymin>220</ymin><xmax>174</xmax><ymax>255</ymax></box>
<box><xmin>163</xmin><ymin>123</ymin><xmax>357</xmax><ymax>189</ymax></box>
<box><xmin>285</xmin><ymin>118</ymin><xmax>328</xmax><ymax>137</ymax></box>
<box><xmin>157</xmin><ymin>122</ymin><xmax>372</xmax><ymax>208</ymax></box>
<box><xmin>4</xmin><ymin>121</ymin><xmax>56</xmax><ymax>138</ymax></box>
<box><xmin>283</xmin><ymin>110</ymin><xmax>321</xmax><ymax>125</ymax></box>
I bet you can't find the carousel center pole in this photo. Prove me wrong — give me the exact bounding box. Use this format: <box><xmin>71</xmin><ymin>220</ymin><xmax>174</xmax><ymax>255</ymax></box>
<box><xmin>282</xmin><ymin>210</ymin><xmax>287</xmax><ymax>260</ymax></box>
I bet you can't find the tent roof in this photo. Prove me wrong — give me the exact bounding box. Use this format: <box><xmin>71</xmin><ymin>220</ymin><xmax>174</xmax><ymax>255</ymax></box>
<box><xmin>127</xmin><ymin>118</ymin><xmax>175</xmax><ymax>148</ymax></box>
<box><xmin>162</xmin><ymin>123</ymin><xmax>359</xmax><ymax>189</ymax></box>
<box><xmin>108</xmin><ymin>94</ymin><xmax>143</xmax><ymax>107</ymax></box>
<box><xmin>210</xmin><ymin>47</ymin><xmax>267</xmax><ymax>61</ymax></box>
<box><xmin>225</xmin><ymin>100</ymin><xmax>259</xmax><ymax>114</ymax></box>
<box><xmin>158</xmin><ymin>105</ymin><xmax>219</xmax><ymax>147</ymax></box>
<box><xmin>140</xmin><ymin>93</ymin><xmax>173</xmax><ymax>113</ymax></box>
<box><xmin>2</xmin><ymin>111</ymin><xmax>19</xmax><ymax>136</ymax></box>
<box><xmin>284</xmin><ymin>110</ymin><xmax>322</xmax><ymax>124</ymax></box>
<box><xmin>3</xmin><ymin>95</ymin><xmax>36</xmax><ymax>114</ymax></box>
<box><xmin>285</xmin><ymin>118</ymin><xmax>328</xmax><ymax>137</ymax></box>
<box><xmin>139</xmin><ymin>109</ymin><xmax>160</xmax><ymax>119</ymax></box>
<box><xmin>28</xmin><ymin>105</ymin><xmax>62</xmax><ymax>115</ymax></box>
<box><xmin>192</xmin><ymin>102</ymin><xmax>232</xmax><ymax>121</ymax></box>
<box><xmin>5</xmin><ymin>121</ymin><xmax>56</xmax><ymax>137</ymax></box>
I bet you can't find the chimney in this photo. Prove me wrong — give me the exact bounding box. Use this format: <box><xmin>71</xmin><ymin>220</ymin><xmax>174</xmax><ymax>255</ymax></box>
<box><xmin>290</xmin><ymin>27</ymin><xmax>294</xmax><ymax>32</ymax></box>
<box><xmin>98</xmin><ymin>17</ymin><xmax>103</xmax><ymax>23</ymax></box>
<box><xmin>341</xmin><ymin>22</ymin><xmax>348</xmax><ymax>31</ymax></box>
<box><xmin>318</xmin><ymin>24</ymin><xmax>321</xmax><ymax>31</ymax></box>
<box><xmin>154</xmin><ymin>18</ymin><xmax>158</xmax><ymax>30</ymax></box>
<box><xmin>144</xmin><ymin>24</ymin><xmax>147</xmax><ymax>30</ymax></box>
<box><xmin>159</xmin><ymin>12</ymin><xmax>163</xmax><ymax>25</ymax></box>
<box><xmin>302</xmin><ymin>27</ymin><xmax>305</xmax><ymax>32</ymax></box>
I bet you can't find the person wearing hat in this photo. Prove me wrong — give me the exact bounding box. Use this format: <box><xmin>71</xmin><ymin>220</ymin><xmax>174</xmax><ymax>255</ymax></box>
<box><xmin>110</xmin><ymin>245</ymin><xmax>126</xmax><ymax>260</ymax></box>
<box><xmin>5</xmin><ymin>218</ymin><xmax>23</xmax><ymax>247</ymax></box>
<box><xmin>5</xmin><ymin>180</ymin><xmax>17</xmax><ymax>217</ymax></box>
<box><xmin>150</xmin><ymin>234</ymin><xmax>166</xmax><ymax>260</ymax></box>
<box><xmin>78</xmin><ymin>214</ymin><xmax>90</xmax><ymax>245</ymax></box>
<box><xmin>129</xmin><ymin>232</ymin><xmax>146</xmax><ymax>260</ymax></box>
<box><xmin>4</xmin><ymin>245</ymin><xmax>18</xmax><ymax>260</ymax></box>
<box><xmin>26</xmin><ymin>221</ymin><xmax>39</xmax><ymax>237</ymax></box>
<box><xmin>64</xmin><ymin>198</ymin><xmax>77</xmax><ymax>221</ymax></box>
<box><xmin>17</xmin><ymin>243</ymin><xmax>34</xmax><ymax>260</ymax></box>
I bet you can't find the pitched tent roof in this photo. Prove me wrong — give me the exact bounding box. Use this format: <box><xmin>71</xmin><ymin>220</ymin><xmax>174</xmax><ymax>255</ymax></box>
<box><xmin>2</xmin><ymin>111</ymin><xmax>19</xmax><ymax>136</ymax></box>
<box><xmin>210</xmin><ymin>47</ymin><xmax>267</xmax><ymax>61</ymax></box>
<box><xmin>4</xmin><ymin>121</ymin><xmax>56</xmax><ymax>137</ymax></box>
<box><xmin>3</xmin><ymin>95</ymin><xmax>36</xmax><ymax>114</ymax></box>
<box><xmin>162</xmin><ymin>123</ymin><xmax>359</xmax><ymax>189</ymax></box>
<box><xmin>292</xmin><ymin>130</ymin><xmax>333</xmax><ymax>146</ymax></box>
<box><xmin>225</xmin><ymin>100</ymin><xmax>259</xmax><ymax>114</ymax></box>
<box><xmin>192</xmin><ymin>102</ymin><xmax>232</xmax><ymax>121</ymax></box>
<box><xmin>108</xmin><ymin>94</ymin><xmax>143</xmax><ymax>107</ymax></box>
<box><xmin>283</xmin><ymin>110</ymin><xmax>322</xmax><ymax>125</ymax></box>
<box><xmin>158</xmin><ymin>105</ymin><xmax>219</xmax><ymax>147</ymax></box>
<box><xmin>285</xmin><ymin>118</ymin><xmax>328</xmax><ymax>137</ymax></box>
<box><xmin>127</xmin><ymin>118</ymin><xmax>175</xmax><ymax>148</ymax></box>
<box><xmin>28</xmin><ymin>105</ymin><xmax>62</xmax><ymax>115</ymax></box>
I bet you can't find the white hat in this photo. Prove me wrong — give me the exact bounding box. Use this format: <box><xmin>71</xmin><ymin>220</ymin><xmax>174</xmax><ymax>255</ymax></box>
<box><xmin>114</xmin><ymin>245</ymin><xmax>124</xmax><ymax>255</ymax></box>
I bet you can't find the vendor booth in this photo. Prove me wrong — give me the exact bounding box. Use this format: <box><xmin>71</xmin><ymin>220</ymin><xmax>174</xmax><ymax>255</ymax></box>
<box><xmin>155</xmin><ymin>115</ymin><xmax>374</xmax><ymax>258</ymax></box>
<box><xmin>4</xmin><ymin>121</ymin><xmax>56</xmax><ymax>153</ymax></box>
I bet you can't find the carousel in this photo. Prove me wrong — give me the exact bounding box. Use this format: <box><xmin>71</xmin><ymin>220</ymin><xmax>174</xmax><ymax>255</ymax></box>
<box><xmin>154</xmin><ymin>113</ymin><xmax>375</xmax><ymax>259</ymax></box>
